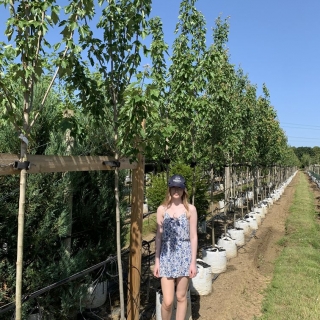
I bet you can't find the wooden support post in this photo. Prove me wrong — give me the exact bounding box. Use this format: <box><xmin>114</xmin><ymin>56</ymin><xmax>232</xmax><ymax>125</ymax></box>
<box><xmin>127</xmin><ymin>122</ymin><xmax>145</xmax><ymax>320</ymax></box>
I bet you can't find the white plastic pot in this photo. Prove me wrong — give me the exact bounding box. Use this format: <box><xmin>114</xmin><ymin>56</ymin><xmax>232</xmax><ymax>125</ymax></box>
<box><xmin>217</xmin><ymin>236</ymin><xmax>237</xmax><ymax>259</ymax></box>
<box><xmin>190</xmin><ymin>259</ymin><xmax>212</xmax><ymax>295</ymax></box>
<box><xmin>83</xmin><ymin>280</ymin><xmax>108</xmax><ymax>309</ymax></box>
<box><xmin>261</xmin><ymin>203</ymin><xmax>268</xmax><ymax>215</ymax></box>
<box><xmin>244</xmin><ymin>214</ymin><xmax>258</xmax><ymax>231</ymax></box>
<box><xmin>227</xmin><ymin>228</ymin><xmax>245</xmax><ymax>246</ymax></box>
<box><xmin>249</xmin><ymin>211</ymin><xmax>262</xmax><ymax>225</ymax></box>
<box><xmin>254</xmin><ymin>206</ymin><xmax>266</xmax><ymax>219</ymax></box>
<box><xmin>202</xmin><ymin>246</ymin><xmax>227</xmax><ymax>274</ymax></box>
<box><xmin>234</xmin><ymin>219</ymin><xmax>251</xmax><ymax>235</ymax></box>
<box><xmin>266</xmin><ymin>197</ymin><xmax>273</xmax><ymax>206</ymax></box>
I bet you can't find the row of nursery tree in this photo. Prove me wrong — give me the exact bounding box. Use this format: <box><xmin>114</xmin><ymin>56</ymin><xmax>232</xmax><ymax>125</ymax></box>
<box><xmin>0</xmin><ymin>0</ymin><xmax>299</xmax><ymax>319</ymax></box>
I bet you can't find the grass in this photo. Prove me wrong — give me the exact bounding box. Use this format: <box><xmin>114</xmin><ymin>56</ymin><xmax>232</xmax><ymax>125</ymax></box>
<box><xmin>259</xmin><ymin>171</ymin><xmax>320</xmax><ymax>319</ymax></box>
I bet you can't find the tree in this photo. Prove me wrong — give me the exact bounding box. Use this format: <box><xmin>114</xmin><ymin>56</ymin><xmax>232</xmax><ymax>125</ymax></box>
<box><xmin>167</xmin><ymin>0</ymin><xmax>207</xmax><ymax>165</ymax></box>
<box><xmin>311</xmin><ymin>146</ymin><xmax>320</xmax><ymax>164</ymax></box>
<box><xmin>64</xmin><ymin>1</ymin><xmax>153</xmax><ymax>318</ymax></box>
<box><xmin>292</xmin><ymin>146</ymin><xmax>314</xmax><ymax>164</ymax></box>
<box><xmin>202</xmin><ymin>17</ymin><xmax>245</xmax><ymax>168</ymax></box>
<box><xmin>0</xmin><ymin>1</ymin><xmax>116</xmax><ymax>318</ymax></box>
<box><xmin>301</xmin><ymin>153</ymin><xmax>312</xmax><ymax>168</ymax></box>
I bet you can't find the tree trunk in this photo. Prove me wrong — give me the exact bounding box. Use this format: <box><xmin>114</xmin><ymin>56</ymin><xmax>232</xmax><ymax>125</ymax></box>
<box><xmin>224</xmin><ymin>166</ymin><xmax>231</xmax><ymax>214</ymax></box>
<box><xmin>64</xmin><ymin>178</ymin><xmax>73</xmax><ymax>255</ymax></box>
<box><xmin>64</xmin><ymin>110</ymin><xmax>74</xmax><ymax>254</ymax></box>
<box><xmin>192</xmin><ymin>166</ymin><xmax>196</xmax><ymax>205</ymax></box>
<box><xmin>209</xmin><ymin>167</ymin><xmax>215</xmax><ymax>246</ymax></box>
<box><xmin>112</xmin><ymin>84</ymin><xmax>125</xmax><ymax>318</ymax></box>
<box><xmin>115</xmin><ymin>164</ymin><xmax>125</xmax><ymax>319</ymax></box>
<box><xmin>253</xmin><ymin>167</ymin><xmax>258</xmax><ymax>206</ymax></box>
<box><xmin>16</xmin><ymin>73</ymin><xmax>31</xmax><ymax>318</ymax></box>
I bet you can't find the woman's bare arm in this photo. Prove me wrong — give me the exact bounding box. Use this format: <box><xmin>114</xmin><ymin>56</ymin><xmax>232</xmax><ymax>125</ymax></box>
<box><xmin>189</xmin><ymin>204</ymin><xmax>198</xmax><ymax>278</ymax></box>
<box><xmin>153</xmin><ymin>205</ymin><xmax>164</xmax><ymax>277</ymax></box>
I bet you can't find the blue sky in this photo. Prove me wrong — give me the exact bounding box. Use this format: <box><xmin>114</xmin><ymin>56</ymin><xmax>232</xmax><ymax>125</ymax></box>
<box><xmin>1</xmin><ymin>0</ymin><xmax>320</xmax><ymax>148</ymax></box>
<box><xmin>147</xmin><ymin>0</ymin><xmax>320</xmax><ymax>148</ymax></box>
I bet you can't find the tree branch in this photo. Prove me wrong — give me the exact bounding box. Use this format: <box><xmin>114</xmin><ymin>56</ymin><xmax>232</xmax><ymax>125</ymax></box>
<box><xmin>29</xmin><ymin>21</ymin><xmax>77</xmax><ymax>130</ymax></box>
<box><xmin>29</xmin><ymin>11</ymin><xmax>45</xmax><ymax>116</ymax></box>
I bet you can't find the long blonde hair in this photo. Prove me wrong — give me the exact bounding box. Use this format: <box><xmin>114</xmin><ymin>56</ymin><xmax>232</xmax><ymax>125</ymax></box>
<box><xmin>161</xmin><ymin>188</ymin><xmax>190</xmax><ymax>218</ymax></box>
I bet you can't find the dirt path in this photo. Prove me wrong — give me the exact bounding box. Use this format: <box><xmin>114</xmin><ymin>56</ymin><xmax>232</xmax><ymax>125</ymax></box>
<box><xmin>191</xmin><ymin>172</ymin><xmax>299</xmax><ymax>320</ymax></box>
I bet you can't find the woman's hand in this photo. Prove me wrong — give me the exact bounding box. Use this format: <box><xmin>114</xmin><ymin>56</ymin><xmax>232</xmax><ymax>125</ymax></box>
<box><xmin>153</xmin><ymin>261</ymin><xmax>160</xmax><ymax>278</ymax></box>
<box><xmin>188</xmin><ymin>204</ymin><xmax>198</xmax><ymax>279</ymax></box>
<box><xmin>189</xmin><ymin>261</ymin><xmax>198</xmax><ymax>278</ymax></box>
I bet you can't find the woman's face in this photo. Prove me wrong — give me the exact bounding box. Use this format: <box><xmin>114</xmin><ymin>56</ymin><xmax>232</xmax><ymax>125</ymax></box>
<box><xmin>170</xmin><ymin>187</ymin><xmax>184</xmax><ymax>198</ymax></box>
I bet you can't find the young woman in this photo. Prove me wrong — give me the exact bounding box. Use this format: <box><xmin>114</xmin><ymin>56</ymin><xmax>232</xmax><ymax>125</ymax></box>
<box><xmin>153</xmin><ymin>174</ymin><xmax>198</xmax><ymax>320</ymax></box>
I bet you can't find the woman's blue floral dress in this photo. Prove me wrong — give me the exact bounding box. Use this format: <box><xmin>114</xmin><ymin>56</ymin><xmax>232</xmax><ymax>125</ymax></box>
<box><xmin>159</xmin><ymin>212</ymin><xmax>191</xmax><ymax>278</ymax></box>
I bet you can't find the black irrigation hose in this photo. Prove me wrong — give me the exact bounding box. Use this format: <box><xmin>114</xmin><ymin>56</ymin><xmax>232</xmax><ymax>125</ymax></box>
<box><xmin>0</xmin><ymin>219</ymin><xmax>226</xmax><ymax>316</ymax></box>
<box><xmin>0</xmin><ymin>256</ymin><xmax>117</xmax><ymax>315</ymax></box>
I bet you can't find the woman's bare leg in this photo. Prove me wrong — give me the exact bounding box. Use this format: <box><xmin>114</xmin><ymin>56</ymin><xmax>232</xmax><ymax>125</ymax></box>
<box><xmin>161</xmin><ymin>277</ymin><xmax>175</xmax><ymax>320</ymax></box>
<box><xmin>175</xmin><ymin>276</ymin><xmax>189</xmax><ymax>320</ymax></box>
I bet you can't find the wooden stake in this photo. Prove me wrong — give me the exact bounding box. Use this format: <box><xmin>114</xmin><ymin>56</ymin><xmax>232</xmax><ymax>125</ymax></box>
<box><xmin>127</xmin><ymin>122</ymin><xmax>145</xmax><ymax>320</ymax></box>
<box><xmin>15</xmin><ymin>138</ymin><xmax>29</xmax><ymax>320</ymax></box>
<box><xmin>15</xmin><ymin>168</ymin><xmax>27</xmax><ymax>320</ymax></box>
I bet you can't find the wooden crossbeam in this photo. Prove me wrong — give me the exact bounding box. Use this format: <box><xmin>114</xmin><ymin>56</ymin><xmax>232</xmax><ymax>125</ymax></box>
<box><xmin>0</xmin><ymin>153</ymin><xmax>137</xmax><ymax>175</ymax></box>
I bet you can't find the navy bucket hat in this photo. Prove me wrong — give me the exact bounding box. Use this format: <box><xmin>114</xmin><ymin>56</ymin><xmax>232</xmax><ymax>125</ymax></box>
<box><xmin>168</xmin><ymin>174</ymin><xmax>186</xmax><ymax>189</ymax></box>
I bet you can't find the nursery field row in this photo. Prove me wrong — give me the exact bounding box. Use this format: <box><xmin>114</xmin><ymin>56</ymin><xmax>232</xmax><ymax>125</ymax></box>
<box><xmin>180</xmin><ymin>171</ymin><xmax>320</xmax><ymax>320</ymax></box>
